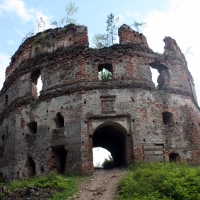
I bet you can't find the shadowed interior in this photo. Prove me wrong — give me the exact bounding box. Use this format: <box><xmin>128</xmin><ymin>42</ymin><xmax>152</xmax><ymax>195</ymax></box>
<box><xmin>93</xmin><ymin>125</ymin><xmax>125</xmax><ymax>166</ymax></box>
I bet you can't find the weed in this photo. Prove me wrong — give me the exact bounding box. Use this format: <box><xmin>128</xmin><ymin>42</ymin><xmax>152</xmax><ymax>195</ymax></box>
<box><xmin>1</xmin><ymin>172</ymin><xmax>82</xmax><ymax>200</ymax></box>
<box><xmin>117</xmin><ymin>163</ymin><xmax>200</xmax><ymax>200</ymax></box>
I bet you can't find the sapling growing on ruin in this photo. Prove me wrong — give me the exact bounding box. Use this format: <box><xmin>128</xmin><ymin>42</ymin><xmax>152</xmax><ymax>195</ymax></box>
<box><xmin>92</xmin><ymin>34</ymin><xmax>107</xmax><ymax>49</ymax></box>
<box><xmin>93</xmin><ymin>13</ymin><xmax>119</xmax><ymax>48</ymax></box>
<box><xmin>106</xmin><ymin>13</ymin><xmax>119</xmax><ymax>46</ymax></box>
<box><xmin>132</xmin><ymin>21</ymin><xmax>146</xmax><ymax>32</ymax></box>
<box><xmin>60</xmin><ymin>2</ymin><xmax>78</xmax><ymax>25</ymax></box>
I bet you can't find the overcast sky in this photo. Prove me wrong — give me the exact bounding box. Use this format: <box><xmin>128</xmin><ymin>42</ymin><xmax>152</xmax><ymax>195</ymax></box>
<box><xmin>0</xmin><ymin>0</ymin><xmax>200</xmax><ymax>164</ymax></box>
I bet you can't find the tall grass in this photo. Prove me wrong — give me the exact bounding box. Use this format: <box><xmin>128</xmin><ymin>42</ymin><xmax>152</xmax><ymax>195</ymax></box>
<box><xmin>118</xmin><ymin>163</ymin><xmax>200</xmax><ymax>200</ymax></box>
<box><xmin>0</xmin><ymin>172</ymin><xmax>79</xmax><ymax>200</ymax></box>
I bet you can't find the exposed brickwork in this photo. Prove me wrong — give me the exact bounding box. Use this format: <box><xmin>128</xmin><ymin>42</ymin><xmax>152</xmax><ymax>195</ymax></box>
<box><xmin>0</xmin><ymin>24</ymin><xmax>200</xmax><ymax>182</ymax></box>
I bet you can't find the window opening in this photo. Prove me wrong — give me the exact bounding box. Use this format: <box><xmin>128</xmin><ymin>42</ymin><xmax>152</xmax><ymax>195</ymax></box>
<box><xmin>0</xmin><ymin>171</ymin><xmax>3</xmax><ymax>177</ymax></box>
<box><xmin>27</xmin><ymin>121</ymin><xmax>37</xmax><ymax>134</ymax></box>
<box><xmin>5</xmin><ymin>95</ymin><xmax>8</xmax><ymax>107</ymax></box>
<box><xmin>30</xmin><ymin>69</ymin><xmax>43</xmax><ymax>99</ymax></box>
<box><xmin>93</xmin><ymin>147</ymin><xmax>112</xmax><ymax>168</ymax></box>
<box><xmin>150</xmin><ymin>63</ymin><xmax>169</xmax><ymax>90</ymax></box>
<box><xmin>26</xmin><ymin>157</ymin><xmax>36</xmax><ymax>177</ymax></box>
<box><xmin>162</xmin><ymin>112</ymin><xmax>174</xmax><ymax>125</ymax></box>
<box><xmin>169</xmin><ymin>153</ymin><xmax>180</xmax><ymax>162</ymax></box>
<box><xmin>51</xmin><ymin>146</ymin><xmax>67</xmax><ymax>173</ymax></box>
<box><xmin>150</xmin><ymin>67</ymin><xmax>159</xmax><ymax>88</ymax></box>
<box><xmin>37</xmin><ymin>75</ymin><xmax>42</xmax><ymax>96</ymax></box>
<box><xmin>1</xmin><ymin>135</ymin><xmax>5</xmax><ymax>142</ymax></box>
<box><xmin>41</xmin><ymin>166</ymin><xmax>44</xmax><ymax>173</ymax></box>
<box><xmin>0</xmin><ymin>146</ymin><xmax>3</xmax><ymax>158</ymax></box>
<box><xmin>54</xmin><ymin>112</ymin><xmax>64</xmax><ymax>128</ymax></box>
<box><xmin>98</xmin><ymin>63</ymin><xmax>112</xmax><ymax>81</ymax></box>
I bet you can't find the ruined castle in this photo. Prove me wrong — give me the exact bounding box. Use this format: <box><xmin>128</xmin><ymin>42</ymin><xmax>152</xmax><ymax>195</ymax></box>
<box><xmin>0</xmin><ymin>24</ymin><xmax>200</xmax><ymax>182</ymax></box>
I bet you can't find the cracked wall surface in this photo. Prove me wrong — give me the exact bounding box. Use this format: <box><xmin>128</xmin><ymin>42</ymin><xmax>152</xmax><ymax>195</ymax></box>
<box><xmin>0</xmin><ymin>24</ymin><xmax>200</xmax><ymax>182</ymax></box>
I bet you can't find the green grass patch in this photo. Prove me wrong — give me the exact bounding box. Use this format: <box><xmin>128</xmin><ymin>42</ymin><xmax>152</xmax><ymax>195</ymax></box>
<box><xmin>0</xmin><ymin>172</ymin><xmax>87</xmax><ymax>200</ymax></box>
<box><xmin>117</xmin><ymin>162</ymin><xmax>200</xmax><ymax>200</ymax></box>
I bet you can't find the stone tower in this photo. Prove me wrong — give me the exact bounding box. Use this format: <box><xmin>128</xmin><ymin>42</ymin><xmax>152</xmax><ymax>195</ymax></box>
<box><xmin>0</xmin><ymin>24</ymin><xmax>200</xmax><ymax>182</ymax></box>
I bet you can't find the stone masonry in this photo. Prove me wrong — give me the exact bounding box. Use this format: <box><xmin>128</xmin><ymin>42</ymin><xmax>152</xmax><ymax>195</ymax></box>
<box><xmin>0</xmin><ymin>24</ymin><xmax>200</xmax><ymax>182</ymax></box>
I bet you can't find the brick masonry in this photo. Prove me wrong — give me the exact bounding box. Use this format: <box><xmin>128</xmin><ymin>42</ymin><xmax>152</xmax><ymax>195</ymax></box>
<box><xmin>0</xmin><ymin>24</ymin><xmax>200</xmax><ymax>182</ymax></box>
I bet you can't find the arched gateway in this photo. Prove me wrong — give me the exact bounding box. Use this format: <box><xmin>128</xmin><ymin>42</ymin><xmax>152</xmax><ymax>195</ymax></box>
<box><xmin>92</xmin><ymin>121</ymin><xmax>132</xmax><ymax>167</ymax></box>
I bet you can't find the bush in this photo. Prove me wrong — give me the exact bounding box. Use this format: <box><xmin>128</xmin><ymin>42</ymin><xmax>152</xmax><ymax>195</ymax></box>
<box><xmin>118</xmin><ymin>163</ymin><xmax>200</xmax><ymax>200</ymax></box>
<box><xmin>1</xmin><ymin>172</ymin><xmax>78</xmax><ymax>200</ymax></box>
<box><xmin>102</xmin><ymin>155</ymin><xmax>115</xmax><ymax>169</ymax></box>
<box><xmin>99</xmin><ymin>69</ymin><xmax>112</xmax><ymax>81</ymax></box>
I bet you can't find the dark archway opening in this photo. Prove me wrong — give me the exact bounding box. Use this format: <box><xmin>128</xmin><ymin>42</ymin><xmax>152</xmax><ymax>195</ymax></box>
<box><xmin>54</xmin><ymin>112</ymin><xmax>64</xmax><ymax>128</ymax></box>
<box><xmin>162</xmin><ymin>112</ymin><xmax>173</xmax><ymax>125</ymax></box>
<box><xmin>169</xmin><ymin>153</ymin><xmax>180</xmax><ymax>162</ymax></box>
<box><xmin>26</xmin><ymin>157</ymin><xmax>36</xmax><ymax>177</ymax></box>
<box><xmin>93</xmin><ymin>125</ymin><xmax>126</xmax><ymax>168</ymax></box>
<box><xmin>51</xmin><ymin>146</ymin><xmax>67</xmax><ymax>173</ymax></box>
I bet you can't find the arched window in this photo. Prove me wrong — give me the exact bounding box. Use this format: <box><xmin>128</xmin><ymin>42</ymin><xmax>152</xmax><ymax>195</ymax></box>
<box><xmin>162</xmin><ymin>112</ymin><xmax>174</xmax><ymax>125</ymax></box>
<box><xmin>98</xmin><ymin>63</ymin><xmax>113</xmax><ymax>81</ymax></box>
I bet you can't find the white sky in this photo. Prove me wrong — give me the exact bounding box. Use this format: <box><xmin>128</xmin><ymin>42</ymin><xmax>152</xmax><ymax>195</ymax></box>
<box><xmin>0</xmin><ymin>0</ymin><xmax>200</xmax><ymax>165</ymax></box>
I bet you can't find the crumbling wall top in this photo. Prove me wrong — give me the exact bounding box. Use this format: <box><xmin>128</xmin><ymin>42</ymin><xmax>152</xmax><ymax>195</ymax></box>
<box><xmin>5</xmin><ymin>24</ymin><xmax>88</xmax><ymax>81</ymax></box>
<box><xmin>118</xmin><ymin>24</ymin><xmax>148</xmax><ymax>46</ymax></box>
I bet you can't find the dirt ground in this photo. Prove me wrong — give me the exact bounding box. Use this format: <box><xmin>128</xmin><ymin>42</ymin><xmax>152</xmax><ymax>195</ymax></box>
<box><xmin>76</xmin><ymin>168</ymin><xmax>127</xmax><ymax>200</ymax></box>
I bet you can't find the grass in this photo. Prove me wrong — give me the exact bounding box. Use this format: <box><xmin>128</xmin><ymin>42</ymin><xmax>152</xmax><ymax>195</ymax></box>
<box><xmin>117</xmin><ymin>162</ymin><xmax>200</xmax><ymax>200</ymax></box>
<box><xmin>0</xmin><ymin>171</ymin><xmax>88</xmax><ymax>200</ymax></box>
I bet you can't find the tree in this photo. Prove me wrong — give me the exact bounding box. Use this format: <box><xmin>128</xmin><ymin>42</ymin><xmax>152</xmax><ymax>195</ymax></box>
<box><xmin>132</xmin><ymin>21</ymin><xmax>146</xmax><ymax>32</ymax></box>
<box><xmin>92</xmin><ymin>34</ymin><xmax>107</xmax><ymax>49</ymax></box>
<box><xmin>37</xmin><ymin>17</ymin><xmax>45</xmax><ymax>33</ymax></box>
<box><xmin>60</xmin><ymin>2</ymin><xmax>78</xmax><ymax>25</ymax></box>
<box><xmin>93</xmin><ymin>13</ymin><xmax>119</xmax><ymax>48</ymax></box>
<box><xmin>106</xmin><ymin>13</ymin><xmax>119</xmax><ymax>46</ymax></box>
<box><xmin>99</xmin><ymin>68</ymin><xmax>112</xmax><ymax>81</ymax></box>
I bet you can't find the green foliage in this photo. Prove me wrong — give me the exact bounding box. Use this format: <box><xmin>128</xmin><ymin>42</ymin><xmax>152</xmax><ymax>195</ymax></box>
<box><xmin>99</xmin><ymin>68</ymin><xmax>112</xmax><ymax>81</ymax></box>
<box><xmin>2</xmin><ymin>172</ymin><xmax>78</xmax><ymax>199</ymax></box>
<box><xmin>132</xmin><ymin>21</ymin><xmax>146</xmax><ymax>32</ymax></box>
<box><xmin>118</xmin><ymin>163</ymin><xmax>200</xmax><ymax>200</ymax></box>
<box><xmin>0</xmin><ymin>193</ymin><xmax>5</xmax><ymax>200</ymax></box>
<box><xmin>93</xmin><ymin>13</ymin><xmax>119</xmax><ymax>48</ymax></box>
<box><xmin>60</xmin><ymin>2</ymin><xmax>78</xmax><ymax>25</ymax></box>
<box><xmin>50</xmin><ymin>21</ymin><xmax>58</xmax><ymax>29</ymax></box>
<box><xmin>93</xmin><ymin>34</ymin><xmax>107</xmax><ymax>49</ymax></box>
<box><xmin>102</xmin><ymin>155</ymin><xmax>115</xmax><ymax>169</ymax></box>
